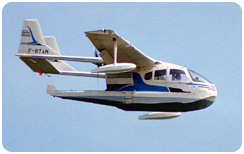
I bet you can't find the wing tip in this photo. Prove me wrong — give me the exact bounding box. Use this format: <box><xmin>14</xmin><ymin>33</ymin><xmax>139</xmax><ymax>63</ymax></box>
<box><xmin>85</xmin><ymin>29</ymin><xmax>114</xmax><ymax>35</ymax></box>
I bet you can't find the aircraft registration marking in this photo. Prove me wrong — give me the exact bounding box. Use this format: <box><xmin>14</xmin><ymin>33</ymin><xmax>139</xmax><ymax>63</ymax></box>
<box><xmin>28</xmin><ymin>48</ymin><xmax>49</xmax><ymax>54</ymax></box>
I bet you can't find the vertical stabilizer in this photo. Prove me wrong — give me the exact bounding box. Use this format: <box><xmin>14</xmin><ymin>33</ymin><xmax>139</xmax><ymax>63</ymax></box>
<box><xmin>47</xmin><ymin>85</ymin><xmax>57</xmax><ymax>95</ymax></box>
<box><xmin>18</xmin><ymin>19</ymin><xmax>59</xmax><ymax>55</ymax></box>
<box><xmin>44</xmin><ymin>36</ymin><xmax>60</xmax><ymax>54</ymax></box>
<box><xmin>20</xmin><ymin>19</ymin><xmax>45</xmax><ymax>46</ymax></box>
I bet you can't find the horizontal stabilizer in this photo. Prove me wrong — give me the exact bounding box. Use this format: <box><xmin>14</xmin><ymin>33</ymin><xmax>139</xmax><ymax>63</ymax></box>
<box><xmin>138</xmin><ymin>112</ymin><xmax>181</xmax><ymax>120</ymax></box>
<box><xmin>19</xmin><ymin>56</ymin><xmax>77</xmax><ymax>74</ymax></box>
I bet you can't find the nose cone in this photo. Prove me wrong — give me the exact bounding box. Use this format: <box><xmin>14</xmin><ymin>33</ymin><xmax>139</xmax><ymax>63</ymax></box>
<box><xmin>202</xmin><ymin>84</ymin><xmax>217</xmax><ymax>110</ymax></box>
<box><xmin>213</xmin><ymin>84</ymin><xmax>218</xmax><ymax>98</ymax></box>
<box><xmin>206</xmin><ymin>95</ymin><xmax>217</xmax><ymax>102</ymax></box>
<box><xmin>207</xmin><ymin>84</ymin><xmax>218</xmax><ymax>102</ymax></box>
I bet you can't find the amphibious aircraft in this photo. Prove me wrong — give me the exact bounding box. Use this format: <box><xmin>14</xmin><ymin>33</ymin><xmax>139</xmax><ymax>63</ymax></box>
<box><xmin>16</xmin><ymin>19</ymin><xmax>217</xmax><ymax>120</ymax></box>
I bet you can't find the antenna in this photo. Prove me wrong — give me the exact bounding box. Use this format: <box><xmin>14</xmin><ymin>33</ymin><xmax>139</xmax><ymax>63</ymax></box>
<box><xmin>170</xmin><ymin>50</ymin><xmax>172</xmax><ymax>62</ymax></box>
<box><xmin>45</xmin><ymin>73</ymin><xmax>51</xmax><ymax>77</ymax></box>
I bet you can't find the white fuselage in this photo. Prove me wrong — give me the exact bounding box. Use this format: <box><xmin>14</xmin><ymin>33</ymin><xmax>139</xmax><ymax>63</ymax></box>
<box><xmin>17</xmin><ymin>20</ymin><xmax>218</xmax><ymax>118</ymax></box>
<box><xmin>49</xmin><ymin>62</ymin><xmax>217</xmax><ymax>112</ymax></box>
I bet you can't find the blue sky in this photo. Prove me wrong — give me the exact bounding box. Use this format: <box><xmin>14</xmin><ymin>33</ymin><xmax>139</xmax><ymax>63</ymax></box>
<box><xmin>2</xmin><ymin>2</ymin><xmax>242</xmax><ymax>152</ymax></box>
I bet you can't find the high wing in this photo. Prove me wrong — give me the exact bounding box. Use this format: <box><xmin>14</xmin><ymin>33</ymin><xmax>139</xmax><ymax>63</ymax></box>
<box><xmin>85</xmin><ymin>30</ymin><xmax>157</xmax><ymax>68</ymax></box>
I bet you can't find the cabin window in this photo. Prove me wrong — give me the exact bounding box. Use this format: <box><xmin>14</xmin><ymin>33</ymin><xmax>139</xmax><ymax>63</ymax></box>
<box><xmin>154</xmin><ymin>69</ymin><xmax>166</xmax><ymax>80</ymax></box>
<box><xmin>169</xmin><ymin>69</ymin><xmax>188</xmax><ymax>81</ymax></box>
<box><xmin>188</xmin><ymin>69</ymin><xmax>211</xmax><ymax>83</ymax></box>
<box><xmin>144</xmin><ymin>71</ymin><xmax>152</xmax><ymax>80</ymax></box>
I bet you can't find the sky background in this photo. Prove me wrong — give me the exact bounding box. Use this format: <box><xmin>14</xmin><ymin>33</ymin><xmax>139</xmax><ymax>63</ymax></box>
<box><xmin>2</xmin><ymin>2</ymin><xmax>242</xmax><ymax>152</ymax></box>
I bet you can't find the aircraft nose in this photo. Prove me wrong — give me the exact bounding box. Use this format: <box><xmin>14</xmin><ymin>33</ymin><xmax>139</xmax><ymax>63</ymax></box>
<box><xmin>214</xmin><ymin>85</ymin><xmax>218</xmax><ymax>97</ymax></box>
<box><xmin>210</xmin><ymin>84</ymin><xmax>218</xmax><ymax>101</ymax></box>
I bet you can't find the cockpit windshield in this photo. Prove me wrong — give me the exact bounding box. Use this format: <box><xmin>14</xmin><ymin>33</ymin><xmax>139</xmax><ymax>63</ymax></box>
<box><xmin>188</xmin><ymin>69</ymin><xmax>211</xmax><ymax>83</ymax></box>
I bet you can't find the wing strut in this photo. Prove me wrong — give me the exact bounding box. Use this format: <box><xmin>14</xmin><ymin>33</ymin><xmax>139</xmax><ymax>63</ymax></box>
<box><xmin>91</xmin><ymin>37</ymin><xmax>136</xmax><ymax>74</ymax></box>
<box><xmin>113</xmin><ymin>39</ymin><xmax>117</xmax><ymax>65</ymax></box>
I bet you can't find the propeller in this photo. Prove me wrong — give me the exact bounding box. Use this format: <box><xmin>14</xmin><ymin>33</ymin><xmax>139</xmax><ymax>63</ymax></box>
<box><xmin>93</xmin><ymin>47</ymin><xmax>103</xmax><ymax>67</ymax></box>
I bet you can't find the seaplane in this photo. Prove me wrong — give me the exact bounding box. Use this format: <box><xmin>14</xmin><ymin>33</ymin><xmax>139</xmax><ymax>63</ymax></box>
<box><xmin>16</xmin><ymin>19</ymin><xmax>217</xmax><ymax>120</ymax></box>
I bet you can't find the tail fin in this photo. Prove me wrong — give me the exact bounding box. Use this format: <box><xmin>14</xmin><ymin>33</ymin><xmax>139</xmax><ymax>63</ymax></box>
<box><xmin>20</xmin><ymin>19</ymin><xmax>45</xmax><ymax>46</ymax></box>
<box><xmin>44</xmin><ymin>36</ymin><xmax>60</xmax><ymax>54</ymax></box>
<box><xmin>47</xmin><ymin>85</ymin><xmax>57</xmax><ymax>95</ymax></box>
<box><xmin>18</xmin><ymin>19</ymin><xmax>76</xmax><ymax>74</ymax></box>
<box><xmin>18</xmin><ymin>19</ymin><xmax>59</xmax><ymax>55</ymax></box>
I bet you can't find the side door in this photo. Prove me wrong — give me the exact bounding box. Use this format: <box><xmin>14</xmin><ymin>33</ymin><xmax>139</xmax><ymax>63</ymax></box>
<box><xmin>143</xmin><ymin>69</ymin><xmax>167</xmax><ymax>91</ymax></box>
<box><xmin>153</xmin><ymin>69</ymin><xmax>167</xmax><ymax>88</ymax></box>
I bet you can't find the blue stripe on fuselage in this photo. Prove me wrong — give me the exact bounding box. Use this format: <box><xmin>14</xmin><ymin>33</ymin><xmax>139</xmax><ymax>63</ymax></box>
<box><xmin>118</xmin><ymin>72</ymin><xmax>169</xmax><ymax>92</ymax></box>
<box><xmin>186</xmin><ymin>83</ymin><xmax>214</xmax><ymax>88</ymax></box>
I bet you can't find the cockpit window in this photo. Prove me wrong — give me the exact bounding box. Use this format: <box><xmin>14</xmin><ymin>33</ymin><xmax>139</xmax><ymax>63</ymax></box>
<box><xmin>188</xmin><ymin>69</ymin><xmax>211</xmax><ymax>83</ymax></box>
<box><xmin>169</xmin><ymin>69</ymin><xmax>188</xmax><ymax>81</ymax></box>
<box><xmin>154</xmin><ymin>69</ymin><xmax>166</xmax><ymax>80</ymax></box>
<box><xmin>144</xmin><ymin>71</ymin><xmax>152</xmax><ymax>80</ymax></box>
